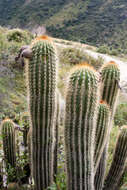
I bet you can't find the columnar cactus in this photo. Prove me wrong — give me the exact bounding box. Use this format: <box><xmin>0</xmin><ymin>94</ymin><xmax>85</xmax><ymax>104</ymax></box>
<box><xmin>1</xmin><ymin>119</ymin><xmax>16</xmax><ymax>167</ymax></box>
<box><xmin>95</xmin><ymin>61</ymin><xmax>120</xmax><ymax>188</ymax></box>
<box><xmin>103</xmin><ymin>126</ymin><xmax>127</xmax><ymax>190</ymax></box>
<box><xmin>95</xmin><ymin>101</ymin><xmax>110</xmax><ymax>171</ymax></box>
<box><xmin>101</xmin><ymin>61</ymin><xmax>120</xmax><ymax>114</ymax></box>
<box><xmin>24</xmin><ymin>36</ymin><xmax>57</xmax><ymax>189</ymax></box>
<box><xmin>64</xmin><ymin>64</ymin><xmax>100</xmax><ymax>190</ymax></box>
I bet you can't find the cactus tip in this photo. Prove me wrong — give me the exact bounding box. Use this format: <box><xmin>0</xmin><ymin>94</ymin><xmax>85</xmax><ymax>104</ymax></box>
<box><xmin>102</xmin><ymin>61</ymin><xmax>119</xmax><ymax>69</ymax></box>
<box><xmin>34</xmin><ymin>35</ymin><xmax>52</xmax><ymax>42</ymax></box>
<box><xmin>70</xmin><ymin>62</ymin><xmax>96</xmax><ymax>74</ymax></box>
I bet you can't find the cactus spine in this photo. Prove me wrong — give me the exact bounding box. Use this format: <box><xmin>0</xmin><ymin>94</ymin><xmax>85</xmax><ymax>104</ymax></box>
<box><xmin>1</xmin><ymin>119</ymin><xmax>16</xmax><ymax>167</ymax></box>
<box><xmin>103</xmin><ymin>126</ymin><xmax>127</xmax><ymax>190</ymax></box>
<box><xmin>64</xmin><ymin>64</ymin><xmax>100</xmax><ymax>190</ymax></box>
<box><xmin>94</xmin><ymin>101</ymin><xmax>110</xmax><ymax>171</ymax></box>
<box><xmin>26</xmin><ymin>36</ymin><xmax>57</xmax><ymax>189</ymax></box>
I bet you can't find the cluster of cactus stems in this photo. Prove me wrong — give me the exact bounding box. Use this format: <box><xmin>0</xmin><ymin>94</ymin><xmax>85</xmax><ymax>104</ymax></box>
<box><xmin>64</xmin><ymin>64</ymin><xmax>100</xmax><ymax>190</ymax></box>
<box><xmin>1</xmin><ymin>119</ymin><xmax>16</xmax><ymax>167</ymax></box>
<box><xmin>94</xmin><ymin>61</ymin><xmax>121</xmax><ymax>189</ymax></box>
<box><xmin>23</xmin><ymin>35</ymin><xmax>57</xmax><ymax>190</ymax></box>
<box><xmin>2</xmin><ymin>34</ymin><xmax>127</xmax><ymax>190</ymax></box>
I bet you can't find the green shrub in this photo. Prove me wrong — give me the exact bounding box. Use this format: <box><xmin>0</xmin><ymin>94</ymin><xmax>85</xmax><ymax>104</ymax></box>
<box><xmin>59</xmin><ymin>47</ymin><xmax>104</xmax><ymax>69</ymax></box>
<box><xmin>97</xmin><ymin>45</ymin><xmax>110</xmax><ymax>54</ymax></box>
<box><xmin>7</xmin><ymin>29</ymin><xmax>33</xmax><ymax>43</ymax></box>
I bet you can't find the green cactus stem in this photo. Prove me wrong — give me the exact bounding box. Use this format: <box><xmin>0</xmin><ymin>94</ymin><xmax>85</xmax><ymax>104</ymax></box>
<box><xmin>103</xmin><ymin>126</ymin><xmax>127</xmax><ymax>190</ymax></box>
<box><xmin>1</xmin><ymin>119</ymin><xmax>16</xmax><ymax>167</ymax></box>
<box><xmin>94</xmin><ymin>101</ymin><xmax>110</xmax><ymax>171</ymax></box>
<box><xmin>64</xmin><ymin>63</ymin><xmax>100</xmax><ymax>190</ymax></box>
<box><xmin>25</xmin><ymin>35</ymin><xmax>57</xmax><ymax>190</ymax></box>
<box><xmin>94</xmin><ymin>61</ymin><xmax>120</xmax><ymax>189</ymax></box>
<box><xmin>101</xmin><ymin>61</ymin><xmax>120</xmax><ymax>116</ymax></box>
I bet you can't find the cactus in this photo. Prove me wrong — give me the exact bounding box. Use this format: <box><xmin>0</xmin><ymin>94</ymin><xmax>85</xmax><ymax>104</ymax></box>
<box><xmin>1</xmin><ymin>119</ymin><xmax>16</xmax><ymax>167</ymax></box>
<box><xmin>94</xmin><ymin>101</ymin><xmax>110</xmax><ymax>171</ymax></box>
<box><xmin>101</xmin><ymin>61</ymin><xmax>120</xmax><ymax>115</ymax></box>
<box><xmin>94</xmin><ymin>61</ymin><xmax>120</xmax><ymax>188</ymax></box>
<box><xmin>103</xmin><ymin>126</ymin><xmax>127</xmax><ymax>190</ymax></box>
<box><xmin>25</xmin><ymin>35</ymin><xmax>57</xmax><ymax>189</ymax></box>
<box><xmin>64</xmin><ymin>64</ymin><xmax>100</xmax><ymax>190</ymax></box>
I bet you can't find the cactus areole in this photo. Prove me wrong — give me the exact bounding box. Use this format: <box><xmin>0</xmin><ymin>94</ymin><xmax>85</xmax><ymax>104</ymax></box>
<box><xmin>26</xmin><ymin>36</ymin><xmax>57</xmax><ymax>189</ymax></box>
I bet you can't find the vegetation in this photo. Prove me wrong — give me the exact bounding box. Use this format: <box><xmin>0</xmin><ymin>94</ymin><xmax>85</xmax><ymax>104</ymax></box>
<box><xmin>0</xmin><ymin>26</ymin><xmax>127</xmax><ymax>190</ymax></box>
<box><xmin>1</xmin><ymin>0</ymin><xmax>127</xmax><ymax>54</ymax></box>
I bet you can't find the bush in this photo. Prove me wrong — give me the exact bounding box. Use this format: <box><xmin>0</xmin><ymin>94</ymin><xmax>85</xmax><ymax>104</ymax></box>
<box><xmin>60</xmin><ymin>47</ymin><xmax>86</xmax><ymax>65</ymax></box>
<box><xmin>7</xmin><ymin>29</ymin><xmax>33</xmax><ymax>43</ymax></box>
<box><xmin>97</xmin><ymin>45</ymin><xmax>110</xmax><ymax>54</ymax></box>
<box><xmin>59</xmin><ymin>47</ymin><xmax>104</xmax><ymax>69</ymax></box>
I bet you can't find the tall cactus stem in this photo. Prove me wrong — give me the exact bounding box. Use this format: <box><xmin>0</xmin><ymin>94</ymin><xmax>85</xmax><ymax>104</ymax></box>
<box><xmin>25</xmin><ymin>35</ymin><xmax>57</xmax><ymax>190</ymax></box>
<box><xmin>64</xmin><ymin>63</ymin><xmax>100</xmax><ymax>190</ymax></box>
<box><xmin>100</xmin><ymin>61</ymin><xmax>120</xmax><ymax>117</ymax></box>
<box><xmin>95</xmin><ymin>101</ymin><xmax>110</xmax><ymax>171</ymax></box>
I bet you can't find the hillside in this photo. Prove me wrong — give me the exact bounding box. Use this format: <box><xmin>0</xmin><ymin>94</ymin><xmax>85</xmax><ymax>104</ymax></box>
<box><xmin>0</xmin><ymin>0</ymin><xmax>127</xmax><ymax>53</ymax></box>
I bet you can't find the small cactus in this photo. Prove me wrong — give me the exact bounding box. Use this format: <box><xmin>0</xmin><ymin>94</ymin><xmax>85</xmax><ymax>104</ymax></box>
<box><xmin>103</xmin><ymin>126</ymin><xmax>127</xmax><ymax>190</ymax></box>
<box><xmin>1</xmin><ymin>119</ymin><xmax>16</xmax><ymax>167</ymax></box>
<box><xmin>25</xmin><ymin>35</ymin><xmax>57</xmax><ymax>189</ymax></box>
<box><xmin>64</xmin><ymin>63</ymin><xmax>100</xmax><ymax>190</ymax></box>
<box><xmin>94</xmin><ymin>101</ymin><xmax>110</xmax><ymax>171</ymax></box>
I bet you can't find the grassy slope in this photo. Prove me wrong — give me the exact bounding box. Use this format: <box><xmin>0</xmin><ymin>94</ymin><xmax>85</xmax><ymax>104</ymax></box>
<box><xmin>0</xmin><ymin>0</ymin><xmax>127</xmax><ymax>52</ymax></box>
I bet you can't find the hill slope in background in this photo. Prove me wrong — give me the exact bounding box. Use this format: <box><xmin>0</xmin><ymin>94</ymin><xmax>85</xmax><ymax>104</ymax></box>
<box><xmin>0</xmin><ymin>0</ymin><xmax>127</xmax><ymax>52</ymax></box>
